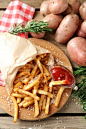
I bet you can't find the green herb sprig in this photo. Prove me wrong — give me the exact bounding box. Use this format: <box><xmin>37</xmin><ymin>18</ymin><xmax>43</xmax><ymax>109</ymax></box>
<box><xmin>8</xmin><ymin>21</ymin><xmax>52</xmax><ymax>35</ymax></box>
<box><xmin>73</xmin><ymin>66</ymin><xmax>86</xmax><ymax>112</ymax></box>
<box><xmin>73</xmin><ymin>66</ymin><xmax>86</xmax><ymax>76</ymax></box>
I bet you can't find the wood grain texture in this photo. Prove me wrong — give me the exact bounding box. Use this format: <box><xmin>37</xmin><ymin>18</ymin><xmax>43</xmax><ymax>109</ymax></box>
<box><xmin>0</xmin><ymin>0</ymin><xmax>84</xmax><ymax>9</ymax></box>
<box><xmin>0</xmin><ymin>116</ymin><xmax>86</xmax><ymax>129</ymax></box>
<box><xmin>0</xmin><ymin>0</ymin><xmax>44</xmax><ymax>9</ymax></box>
<box><xmin>0</xmin><ymin>38</ymin><xmax>72</xmax><ymax>121</ymax></box>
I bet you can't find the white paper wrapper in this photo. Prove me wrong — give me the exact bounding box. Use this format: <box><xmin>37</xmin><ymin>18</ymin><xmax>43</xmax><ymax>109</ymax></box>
<box><xmin>0</xmin><ymin>32</ymin><xmax>54</xmax><ymax>94</ymax></box>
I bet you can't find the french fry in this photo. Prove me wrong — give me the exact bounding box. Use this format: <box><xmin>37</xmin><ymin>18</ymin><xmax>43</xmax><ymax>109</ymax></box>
<box><xmin>55</xmin><ymin>86</ymin><xmax>65</xmax><ymax>107</ymax></box>
<box><xmin>23</xmin><ymin>100</ymin><xmax>34</xmax><ymax>108</ymax></box>
<box><xmin>33</xmin><ymin>84</ymin><xmax>39</xmax><ymax>117</ymax></box>
<box><xmin>16</xmin><ymin>72</ymin><xmax>30</xmax><ymax>79</ymax></box>
<box><xmin>24</xmin><ymin>96</ymin><xmax>33</xmax><ymax>101</ymax></box>
<box><xmin>11</xmin><ymin>93</ymin><xmax>24</xmax><ymax>98</ymax></box>
<box><xmin>37</xmin><ymin>90</ymin><xmax>53</xmax><ymax>98</ymax></box>
<box><xmin>14</xmin><ymin>74</ymin><xmax>29</xmax><ymax>84</ymax></box>
<box><xmin>25</xmin><ymin>63</ymin><xmax>33</xmax><ymax>68</ymax></box>
<box><xmin>39</xmin><ymin>85</ymin><xmax>48</xmax><ymax>111</ymax></box>
<box><xmin>49</xmin><ymin>80</ymin><xmax>67</xmax><ymax>92</ymax></box>
<box><xmin>36</xmin><ymin>59</ymin><xmax>43</xmax><ymax>73</ymax></box>
<box><xmin>24</xmin><ymin>73</ymin><xmax>43</xmax><ymax>91</ymax></box>
<box><xmin>42</xmin><ymin>97</ymin><xmax>46</xmax><ymax>110</ymax></box>
<box><xmin>11</xmin><ymin>96</ymin><xmax>18</xmax><ymax>123</ymax></box>
<box><xmin>18</xmin><ymin>89</ymin><xmax>40</xmax><ymax>101</ymax></box>
<box><xmin>45</xmin><ymin>97</ymin><xmax>50</xmax><ymax>115</ymax></box>
<box><xmin>18</xmin><ymin>100</ymin><xmax>26</xmax><ymax>108</ymax></box>
<box><xmin>22</xmin><ymin>64</ymin><xmax>38</xmax><ymax>84</ymax></box>
<box><xmin>13</xmin><ymin>82</ymin><xmax>23</xmax><ymax>88</ymax></box>
<box><xmin>42</xmin><ymin>64</ymin><xmax>51</xmax><ymax>83</ymax></box>
<box><xmin>18</xmin><ymin>68</ymin><xmax>31</xmax><ymax>73</ymax></box>
<box><xmin>17</xmin><ymin>97</ymin><xmax>21</xmax><ymax>104</ymax></box>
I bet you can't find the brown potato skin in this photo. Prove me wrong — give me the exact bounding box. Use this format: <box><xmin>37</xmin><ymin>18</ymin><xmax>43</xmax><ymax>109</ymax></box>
<box><xmin>79</xmin><ymin>1</ymin><xmax>86</xmax><ymax>20</ymax></box>
<box><xmin>30</xmin><ymin>32</ymin><xmax>45</xmax><ymax>39</ymax></box>
<box><xmin>42</xmin><ymin>14</ymin><xmax>63</xmax><ymax>30</ymax></box>
<box><xmin>63</xmin><ymin>0</ymin><xmax>81</xmax><ymax>15</ymax></box>
<box><xmin>49</xmin><ymin>0</ymin><xmax>68</xmax><ymax>14</ymax></box>
<box><xmin>67</xmin><ymin>37</ymin><xmax>86</xmax><ymax>66</ymax></box>
<box><xmin>40</xmin><ymin>0</ymin><xmax>50</xmax><ymax>16</ymax></box>
<box><xmin>55</xmin><ymin>14</ymin><xmax>79</xmax><ymax>44</ymax></box>
<box><xmin>81</xmin><ymin>20</ymin><xmax>86</xmax><ymax>33</ymax></box>
<box><xmin>75</xmin><ymin>20</ymin><xmax>86</xmax><ymax>38</ymax></box>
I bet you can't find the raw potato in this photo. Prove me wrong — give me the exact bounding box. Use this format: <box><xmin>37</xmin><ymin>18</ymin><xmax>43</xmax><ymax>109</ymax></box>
<box><xmin>55</xmin><ymin>14</ymin><xmax>79</xmax><ymax>44</ymax></box>
<box><xmin>81</xmin><ymin>20</ymin><xmax>86</xmax><ymax>33</ymax></box>
<box><xmin>75</xmin><ymin>20</ymin><xmax>86</xmax><ymax>38</ymax></box>
<box><xmin>40</xmin><ymin>0</ymin><xmax>50</xmax><ymax>16</ymax></box>
<box><xmin>42</xmin><ymin>14</ymin><xmax>63</xmax><ymax>30</ymax></box>
<box><xmin>49</xmin><ymin>0</ymin><xmax>68</xmax><ymax>14</ymax></box>
<box><xmin>30</xmin><ymin>32</ymin><xmax>45</xmax><ymax>39</ymax></box>
<box><xmin>67</xmin><ymin>37</ymin><xmax>86</xmax><ymax>66</ymax></box>
<box><xmin>79</xmin><ymin>1</ymin><xmax>86</xmax><ymax>20</ymax></box>
<box><xmin>63</xmin><ymin>0</ymin><xmax>81</xmax><ymax>15</ymax></box>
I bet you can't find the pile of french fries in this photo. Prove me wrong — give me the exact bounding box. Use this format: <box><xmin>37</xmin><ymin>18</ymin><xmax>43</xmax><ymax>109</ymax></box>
<box><xmin>11</xmin><ymin>53</ymin><xmax>66</xmax><ymax>123</ymax></box>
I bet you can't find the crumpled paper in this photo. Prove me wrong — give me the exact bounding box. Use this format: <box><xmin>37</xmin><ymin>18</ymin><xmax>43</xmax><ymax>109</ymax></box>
<box><xmin>0</xmin><ymin>32</ymin><xmax>54</xmax><ymax>94</ymax></box>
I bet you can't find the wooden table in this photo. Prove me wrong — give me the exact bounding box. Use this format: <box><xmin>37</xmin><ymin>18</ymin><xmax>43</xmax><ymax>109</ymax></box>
<box><xmin>0</xmin><ymin>0</ymin><xmax>86</xmax><ymax>128</ymax></box>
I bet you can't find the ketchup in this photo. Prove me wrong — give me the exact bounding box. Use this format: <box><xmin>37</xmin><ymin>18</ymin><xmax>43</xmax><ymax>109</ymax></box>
<box><xmin>50</xmin><ymin>66</ymin><xmax>74</xmax><ymax>87</ymax></box>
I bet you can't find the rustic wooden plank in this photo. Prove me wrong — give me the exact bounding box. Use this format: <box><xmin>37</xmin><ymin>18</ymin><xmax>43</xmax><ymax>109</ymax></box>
<box><xmin>0</xmin><ymin>0</ymin><xmax>85</xmax><ymax>9</ymax></box>
<box><xmin>0</xmin><ymin>0</ymin><xmax>11</xmax><ymax>9</ymax></box>
<box><xmin>0</xmin><ymin>11</ymin><xmax>4</xmax><ymax>18</ymax></box>
<box><xmin>0</xmin><ymin>0</ymin><xmax>44</xmax><ymax>9</ymax></box>
<box><xmin>0</xmin><ymin>116</ymin><xmax>86</xmax><ymax>128</ymax></box>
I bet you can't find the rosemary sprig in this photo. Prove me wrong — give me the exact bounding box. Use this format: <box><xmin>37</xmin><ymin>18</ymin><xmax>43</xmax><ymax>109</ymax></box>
<box><xmin>73</xmin><ymin>66</ymin><xmax>86</xmax><ymax>113</ymax></box>
<box><xmin>8</xmin><ymin>21</ymin><xmax>52</xmax><ymax>35</ymax></box>
<box><xmin>73</xmin><ymin>66</ymin><xmax>86</xmax><ymax>76</ymax></box>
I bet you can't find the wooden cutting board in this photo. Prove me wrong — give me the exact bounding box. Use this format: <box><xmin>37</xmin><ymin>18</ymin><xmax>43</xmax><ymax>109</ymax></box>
<box><xmin>0</xmin><ymin>38</ymin><xmax>73</xmax><ymax>121</ymax></box>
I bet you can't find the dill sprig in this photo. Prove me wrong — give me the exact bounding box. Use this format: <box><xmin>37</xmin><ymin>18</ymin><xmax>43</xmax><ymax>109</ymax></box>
<box><xmin>8</xmin><ymin>21</ymin><xmax>52</xmax><ymax>35</ymax></box>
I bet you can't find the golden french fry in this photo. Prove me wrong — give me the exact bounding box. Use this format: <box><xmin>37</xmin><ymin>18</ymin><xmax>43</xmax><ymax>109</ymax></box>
<box><xmin>24</xmin><ymin>74</ymin><xmax>43</xmax><ymax>91</ymax></box>
<box><xmin>13</xmin><ymin>82</ymin><xmax>22</xmax><ymax>88</ymax></box>
<box><xmin>31</xmin><ymin>64</ymin><xmax>38</xmax><ymax>77</ymax></box>
<box><xmin>35</xmin><ymin>69</ymin><xmax>40</xmax><ymax>76</ymax></box>
<box><xmin>23</xmin><ymin>100</ymin><xmax>34</xmax><ymax>108</ymax></box>
<box><xmin>16</xmin><ymin>72</ymin><xmax>30</xmax><ymax>79</ymax></box>
<box><xmin>55</xmin><ymin>87</ymin><xmax>65</xmax><ymax>107</ymax></box>
<box><xmin>24</xmin><ymin>96</ymin><xmax>33</xmax><ymax>101</ymax></box>
<box><xmin>42</xmin><ymin>97</ymin><xmax>46</xmax><ymax>110</ymax></box>
<box><xmin>37</xmin><ymin>90</ymin><xmax>53</xmax><ymax>98</ymax></box>
<box><xmin>39</xmin><ymin>85</ymin><xmax>48</xmax><ymax>111</ymax></box>
<box><xmin>45</xmin><ymin>97</ymin><xmax>50</xmax><ymax>115</ymax></box>
<box><xmin>18</xmin><ymin>68</ymin><xmax>31</xmax><ymax>73</ymax></box>
<box><xmin>11</xmin><ymin>93</ymin><xmax>24</xmax><ymax>98</ymax></box>
<box><xmin>34</xmin><ymin>99</ymin><xmax>39</xmax><ymax>117</ymax></box>
<box><xmin>18</xmin><ymin>89</ymin><xmax>40</xmax><ymax>101</ymax></box>
<box><xmin>11</xmin><ymin>96</ymin><xmax>18</xmax><ymax>123</ymax></box>
<box><xmin>14</xmin><ymin>74</ymin><xmax>29</xmax><ymax>84</ymax></box>
<box><xmin>33</xmin><ymin>84</ymin><xmax>39</xmax><ymax>117</ymax></box>
<box><xmin>22</xmin><ymin>64</ymin><xmax>38</xmax><ymax>84</ymax></box>
<box><xmin>18</xmin><ymin>100</ymin><xmax>26</xmax><ymax>108</ymax></box>
<box><xmin>49</xmin><ymin>80</ymin><xmax>67</xmax><ymax>92</ymax></box>
<box><xmin>25</xmin><ymin>63</ymin><xmax>33</xmax><ymax>68</ymax></box>
<box><xmin>17</xmin><ymin>97</ymin><xmax>21</xmax><ymax>104</ymax></box>
<box><xmin>42</xmin><ymin>64</ymin><xmax>51</xmax><ymax>76</ymax></box>
<box><xmin>37</xmin><ymin>60</ymin><xmax>43</xmax><ymax>73</ymax></box>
